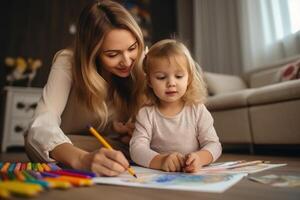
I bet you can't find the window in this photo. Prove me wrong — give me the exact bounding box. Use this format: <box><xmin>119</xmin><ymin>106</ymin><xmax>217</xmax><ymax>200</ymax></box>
<box><xmin>288</xmin><ymin>0</ymin><xmax>300</xmax><ymax>33</ymax></box>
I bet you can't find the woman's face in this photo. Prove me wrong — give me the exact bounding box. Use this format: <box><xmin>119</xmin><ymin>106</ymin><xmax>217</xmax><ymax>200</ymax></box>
<box><xmin>99</xmin><ymin>29</ymin><xmax>139</xmax><ymax>78</ymax></box>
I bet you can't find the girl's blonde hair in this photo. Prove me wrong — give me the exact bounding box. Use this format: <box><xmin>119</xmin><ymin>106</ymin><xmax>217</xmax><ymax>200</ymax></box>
<box><xmin>72</xmin><ymin>0</ymin><xmax>145</xmax><ymax>129</ymax></box>
<box><xmin>143</xmin><ymin>39</ymin><xmax>207</xmax><ymax>105</ymax></box>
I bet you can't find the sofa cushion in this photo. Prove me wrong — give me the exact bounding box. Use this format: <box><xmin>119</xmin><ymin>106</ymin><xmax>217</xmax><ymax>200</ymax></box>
<box><xmin>204</xmin><ymin>72</ymin><xmax>247</xmax><ymax>96</ymax></box>
<box><xmin>206</xmin><ymin>89</ymin><xmax>255</xmax><ymax>110</ymax></box>
<box><xmin>277</xmin><ymin>59</ymin><xmax>300</xmax><ymax>82</ymax></box>
<box><xmin>248</xmin><ymin>80</ymin><xmax>300</xmax><ymax>106</ymax></box>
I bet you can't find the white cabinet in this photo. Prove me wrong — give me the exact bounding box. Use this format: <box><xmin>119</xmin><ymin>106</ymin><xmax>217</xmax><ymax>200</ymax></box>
<box><xmin>1</xmin><ymin>86</ymin><xmax>42</xmax><ymax>152</ymax></box>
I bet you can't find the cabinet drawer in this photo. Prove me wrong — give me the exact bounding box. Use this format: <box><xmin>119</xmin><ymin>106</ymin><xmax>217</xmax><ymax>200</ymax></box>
<box><xmin>7</xmin><ymin>118</ymin><xmax>30</xmax><ymax>145</ymax></box>
<box><xmin>11</xmin><ymin>92</ymin><xmax>41</xmax><ymax>118</ymax></box>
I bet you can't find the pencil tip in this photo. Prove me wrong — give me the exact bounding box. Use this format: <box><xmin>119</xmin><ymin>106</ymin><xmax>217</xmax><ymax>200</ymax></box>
<box><xmin>133</xmin><ymin>174</ymin><xmax>137</xmax><ymax>178</ymax></box>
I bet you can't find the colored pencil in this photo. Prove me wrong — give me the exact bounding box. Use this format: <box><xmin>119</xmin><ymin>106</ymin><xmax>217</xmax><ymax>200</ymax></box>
<box><xmin>227</xmin><ymin>160</ymin><xmax>265</xmax><ymax>169</ymax></box>
<box><xmin>88</xmin><ymin>125</ymin><xmax>137</xmax><ymax>178</ymax></box>
<box><xmin>0</xmin><ymin>187</ymin><xmax>10</xmax><ymax>199</ymax></box>
<box><xmin>48</xmin><ymin>170</ymin><xmax>93</xmax><ymax>179</ymax></box>
<box><xmin>26</xmin><ymin>162</ymin><xmax>32</xmax><ymax>170</ymax></box>
<box><xmin>41</xmin><ymin>163</ymin><xmax>51</xmax><ymax>171</ymax></box>
<box><xmin>1</xmin><ymin>162</ymin><xmax>10</xmax><ymax>173</ymax></box>
<box><xmin>14</xmin><ymin>162</ymin><xmax>21</xmax><ymax>173</ymax></box>
<box><xmin>0</xmin><ymin>181</ymin><xmax>42</xmax><ymax>197</ymax></box>
<box><xmin>63</xmin><ymin>169</ymin><xmax>96</xmax><ymax>178</ymax></box>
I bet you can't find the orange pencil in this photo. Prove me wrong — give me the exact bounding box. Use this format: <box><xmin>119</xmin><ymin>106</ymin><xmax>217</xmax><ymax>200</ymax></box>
<box><xmin>54</xmin><ymin>176</ymin><xmax>93</xmax><ymax>186</ymax></box>
<box><xmin>1</xmin><ymin>162</ymin><xmax>10</xmax><ymax>173</ymax></box>
<box><xmin>88</xmin><ymin>126</ymin><xmax>137</xmax><ymax>178</ymax></box>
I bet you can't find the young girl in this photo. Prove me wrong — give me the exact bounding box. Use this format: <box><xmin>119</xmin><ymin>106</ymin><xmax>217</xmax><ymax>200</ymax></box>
<box><xmin>130</xmin><ymin>39</ymin><xmax>222</xmax><ymax>173</ymax></box>
<box><xmin>25</xmin><ymin>0</ymin><xmax>145</xmax><ymax>177</ymax></box>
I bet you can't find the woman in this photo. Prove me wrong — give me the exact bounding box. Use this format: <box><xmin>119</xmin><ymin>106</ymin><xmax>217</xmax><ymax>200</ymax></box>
<box><xmin>25</xmin><ymin>0</ymin><xmax>145</xmax><ymax>177</ymax></box>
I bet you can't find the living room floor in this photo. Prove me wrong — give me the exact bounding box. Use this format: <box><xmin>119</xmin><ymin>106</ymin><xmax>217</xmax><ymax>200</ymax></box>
<box><xmin>0</xmin><ymin>150</ymin><xmax>299</xmax><ymax>200</ymax></box>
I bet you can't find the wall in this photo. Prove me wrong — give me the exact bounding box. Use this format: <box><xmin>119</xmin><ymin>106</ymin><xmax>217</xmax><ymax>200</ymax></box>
<box><xmin>0</xmin><ymin>0</ymin><xmax>92</xmax><ymax>89</ymax></box>
<box><xmin>0</xmin><ymin>0</ymin><xmax>177</xmax><ymax>89</ymax></box>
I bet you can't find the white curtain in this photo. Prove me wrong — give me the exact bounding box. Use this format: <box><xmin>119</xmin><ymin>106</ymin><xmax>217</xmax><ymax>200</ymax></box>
<box><xmin>193</xmin><ymin>0</ymin><xmax>243</xmax><ymax>75</ymax></box>
<box><xmin>238</xmin><ymin>0</ymin><xmax>300</xmax><ymax>71</ymax></box>
<box><xmin>189</xmin><ymin>0</ymin><xmax>300</xmax><ymax>74</ymax></box>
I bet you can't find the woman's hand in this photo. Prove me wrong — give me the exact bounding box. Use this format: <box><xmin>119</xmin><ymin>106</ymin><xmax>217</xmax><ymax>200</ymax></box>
<box><xmin>112</xmin><ymin>120</ymin><xmax>135</xmax><ymax>144</ymax></box>
<box><xmin>81</xmin><ymin>148</ymin><xmax>130</xmax><ymax>176</ymax></box>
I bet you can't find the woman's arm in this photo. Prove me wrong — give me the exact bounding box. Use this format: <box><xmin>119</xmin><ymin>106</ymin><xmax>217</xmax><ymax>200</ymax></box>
<box><xmin>26</xmin><ymin>50</ymin><xmax>74</xmax><ymax>162</ymax></box>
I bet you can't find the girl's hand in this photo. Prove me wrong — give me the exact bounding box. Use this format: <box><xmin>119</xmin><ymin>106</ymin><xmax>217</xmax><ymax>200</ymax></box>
<box><xmin>184</xmin><ymin>152</ymin><xmax>203</xmax><ymax>173</ymax></box>
<box><xmin>161</xmin><ymin>152</ymin><xmax>185</xmax><ymax>172</ymax></box>
<box><xmin>81</xmin><ymin>148</ymin><xmax>129</xmax><ymax>176</ymax></box>
<box><xmin>112</xmin><ymin>121</ymin><xmax>135</xmax><ymax>144</ymax></box>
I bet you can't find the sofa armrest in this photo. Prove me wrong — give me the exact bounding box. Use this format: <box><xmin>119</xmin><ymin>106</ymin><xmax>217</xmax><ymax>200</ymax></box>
<box><xmin>248</xmin><ymin>80</ymin><xmax>300</xmax><ymax>105</ymax></box>
<box><xmin>244</xmin><ymin>55</ymin><xmax>300</xmax><ymax>88</ymax></box>
<box><xmin>204</xmin><ymin>72</ymin><xmax>247</xmax><ymax>96</ymax></box>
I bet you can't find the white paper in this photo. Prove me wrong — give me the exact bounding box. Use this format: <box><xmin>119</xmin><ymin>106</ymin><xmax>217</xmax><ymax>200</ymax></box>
<box><xmin>93</xmin><ymin>166</ymin><xmax>246</xmax><ymax>193</ymax></box>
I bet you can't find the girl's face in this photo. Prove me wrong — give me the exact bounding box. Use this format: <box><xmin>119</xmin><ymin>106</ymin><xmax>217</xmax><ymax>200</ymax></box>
<box><xmin>100</xmin><ymin>29</ymin><xmax>139</xmax><ymax>78</ymax></box>
<box><xmin>148</xmin><ymin>56</ymin><xmax>189</xmax><ymax>106</ymax></box>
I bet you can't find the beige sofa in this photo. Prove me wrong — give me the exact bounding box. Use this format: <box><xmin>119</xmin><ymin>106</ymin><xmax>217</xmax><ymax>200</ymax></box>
<box><xmin>204</xmin><ymin>55</ymin><xmax>300</xmax><ymax>150</ymax></box>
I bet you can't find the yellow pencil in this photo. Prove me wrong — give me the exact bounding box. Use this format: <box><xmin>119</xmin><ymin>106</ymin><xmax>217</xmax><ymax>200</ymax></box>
<box><xmin>88</xmin><ymin>125</ymin><xmax>137</xmax><ymax>178</ymax></box>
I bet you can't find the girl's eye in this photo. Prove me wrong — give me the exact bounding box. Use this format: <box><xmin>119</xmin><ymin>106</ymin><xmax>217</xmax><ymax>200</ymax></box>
<box><xmin>176</xmin><ymin>75</ymin><xmax>184</xmax><ymax>79</ymax></box>
<box><xmin>156</xmin><ymin>76</ymin><xmax>165</xmax><ymax>80</ymax></box>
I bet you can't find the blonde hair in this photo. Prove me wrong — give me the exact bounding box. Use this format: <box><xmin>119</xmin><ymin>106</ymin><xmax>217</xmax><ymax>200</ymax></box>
<box><xmin>143</xmin><ymin>39</ymin><xmax>207</xmax><ymax>105</ymax></box>
<box><xmin>72</xmin><ymin>0</ymin><xmax>145</xmax><ymax>129</ymax></box>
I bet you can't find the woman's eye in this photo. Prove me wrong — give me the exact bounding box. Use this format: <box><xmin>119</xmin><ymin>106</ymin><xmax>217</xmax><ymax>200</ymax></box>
<box><xmin>106</xmin><ymin>53</ymin><xmax>118</xmax><ymax>58</ymax></box>
<box><xmin>129</xmin><ymin>45</ymin><xmax>137</xmax><ymax>51</ymax></box>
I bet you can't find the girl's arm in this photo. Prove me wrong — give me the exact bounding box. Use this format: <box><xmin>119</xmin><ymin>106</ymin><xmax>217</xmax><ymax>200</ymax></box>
<box><xmin>196</xmin><ymin>104</ymin><xmax>222</xmax><ymax>163</ymax></box>
<box><xmin>129</xmin><ymin>108</ymin><xmax>159</xmax><ymax>167</ymax></box>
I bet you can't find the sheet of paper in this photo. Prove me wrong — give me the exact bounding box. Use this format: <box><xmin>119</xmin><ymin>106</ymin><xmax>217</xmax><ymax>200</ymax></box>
<box><xmin>93</xmin><ymin>166</ymin><xmax>246</xmax><ymax>193</ymax></box>
<box><xmin>199</xmin><ymin>163</ymin><xmax>287</xmax><ymax>174</ymax></box>
<box><xmin>248</xmin><ymin>174</ymin><xmax>300</xmax><ymax>187</ymax></box>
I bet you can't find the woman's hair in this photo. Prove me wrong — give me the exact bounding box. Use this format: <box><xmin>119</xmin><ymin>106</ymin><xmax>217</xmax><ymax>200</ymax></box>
<box><xmin>72</xmin><ymin>0</ymin><xmax>145</xmax><ymax>129</ymax></box>
<box><xmin>143</xmin><ymin>39</ymin><xmax>207</xmax><ymax>106</ymax></box>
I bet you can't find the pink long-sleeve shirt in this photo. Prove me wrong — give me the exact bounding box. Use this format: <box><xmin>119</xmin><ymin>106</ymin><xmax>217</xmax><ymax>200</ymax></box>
<box><xmin>130</xmin><ymin>103</ymin><xmax>222</xmax><ymax>167</ymax></box>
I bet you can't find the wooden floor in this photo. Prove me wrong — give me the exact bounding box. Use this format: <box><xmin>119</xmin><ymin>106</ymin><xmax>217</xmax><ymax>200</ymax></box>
<box><xmin>0</xmin><ymin>151</ymin><xmax>299</xmax><ymax>200</ymax></box>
